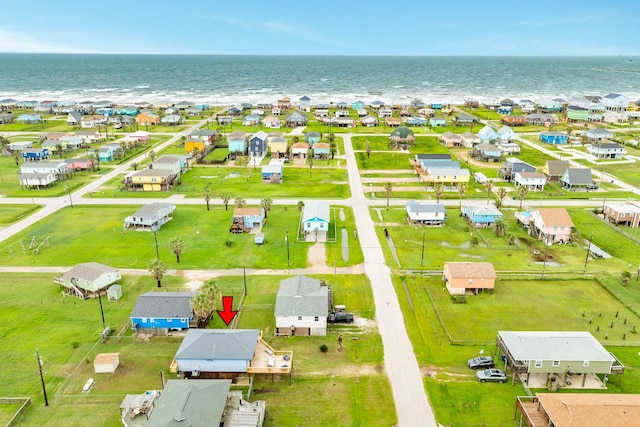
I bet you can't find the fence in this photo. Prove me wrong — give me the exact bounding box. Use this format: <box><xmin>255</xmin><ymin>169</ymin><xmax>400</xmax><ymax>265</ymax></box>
<box><xmin>2</xmin><ymin>397</ymin><xmax>30</xmax><ymax>427</ymax></box>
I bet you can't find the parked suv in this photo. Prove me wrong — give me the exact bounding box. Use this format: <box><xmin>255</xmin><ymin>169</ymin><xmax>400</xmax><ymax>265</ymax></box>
<box><xmin>467</xmin><ymin>356</ymin><xmax>494</xmax><ymax>370</ymax></box>
<box><xmin>475</xmin><ymin>368</ymin><xmax>507</xmax><ymax>383</ymax></box>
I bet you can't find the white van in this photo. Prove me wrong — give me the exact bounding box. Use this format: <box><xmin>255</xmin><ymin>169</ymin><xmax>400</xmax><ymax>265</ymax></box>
<box><xmin>474</xmin><ymin>172</ymin><xmax>487</xmax><ymax>184</ymax></box>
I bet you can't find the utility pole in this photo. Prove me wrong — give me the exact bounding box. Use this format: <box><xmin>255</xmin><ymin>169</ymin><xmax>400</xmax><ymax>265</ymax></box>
<box><xmin>420</xmin><ymin>230</ymin><xmax>425</xmax><ymax>268</ymax></box>
<box><xmin>285</xmin><ymin>229</ymin><xmax>290</xmax><ymax>270</ymax></box>
<box><xmin>243</xmin><ymin>267</ymin><xmax>247</xmax><ymax>296</ymax></box>
<box><xmin>584</xmin><ymin>233</ymin><xmax>594</xmax><ymax>269</ymax></box>
<box><xmin>36</xmin><ymin>350</ymin><xmax>49</xmax><ymax>406</ymax></box>
<box><xmin>153</xmin><ymin>229</ymin><xmax>160</xmax><ymax>260</ymax></box>
<box><xmin>98</xmin><ymin>291</ymin><xmax>106</xmax><ymax>330</ymax></box>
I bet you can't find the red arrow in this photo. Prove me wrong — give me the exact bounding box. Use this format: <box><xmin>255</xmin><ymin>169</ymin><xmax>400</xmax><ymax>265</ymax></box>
<box><xmin>217</xmin><ymin>296</ymin><xmax>238</xmax><ymax>326</ymax></box>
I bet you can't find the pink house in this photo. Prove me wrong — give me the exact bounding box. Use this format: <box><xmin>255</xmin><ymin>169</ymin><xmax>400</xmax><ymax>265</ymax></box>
<box><xmin>529</xmin><ymin>208</ymin><xmax>574</xmax><ymax>244</ymax></box>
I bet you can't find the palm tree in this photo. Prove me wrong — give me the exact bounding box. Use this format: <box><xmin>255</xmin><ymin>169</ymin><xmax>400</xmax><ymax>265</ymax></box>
<box><xmin>87</xmin><ymin>153</ymin><xmax>97</xmax><ymax>172</ymax></box>
<box><xmin>260</xmin><ymin>197</ymin><xmax>273</xmax><ymax>218</ymax></box>
<box><xmin>235</xmin><ymin>195</ymin><xmax>246</xmax><ymax>208</ymax></box>
<box><xmin>191</xmin><ymin>279</ymin><xmax>222</xmax><ymax>320</ymax></box>
<box><xmin>114</xmin><ymin>147</ymin><xmax>123</xmax><ymax>160</ymax></box>
<box><xmin>94</xmin><ymin>148</ymin><xmax>100</xmax><ymax>171</ymax></box>
<box><xmin>131</xmin><ymin>161</ymin><xmax>138</xmax><ymax>171</ymax></box>
<box><xmin>168</xmin><ymin>237</ymin><xmax>184</xmax><ymax>263</ymax></box>
<box><xmin>55</xmin><ymin>144</ymin><xmax>63</xmax><ymax>158</ymax></box>
<box><xmin>517</xmin><ymin>186</ymin><xmax>529</xmax><ymax>209</ymax></box>
<box><xmin>433</xmin><ymin>182</ymin><xmax>444</xmax><ymax>204</ymax></box>
<box><xmin>221</xmin><ymin>193</ymin><xmax>231</xmax><ymax>211</ymax></box>
<box><xmin>309</xmin><ymin>157</ymin><xmax>314</xmax><ymax>177</ymax></box>
<box><xmin>148</xmin><ymin>259</ymin><xmax>167</xmax><ymax>288</ymax></box>
<box><xmin>494</xmin><ymin>218</ymin><xmax>506</xmax><ymax>237</ymax></box>
<box><xmin>456</xmin><ymin>182</ymin><xmax>468</xmax><ymax>209</ymax></box>
<box><xmin>364</xmin><ymin>139</ymin><xmax>372</xmax><ymax>158</ymax></box>
<box><xmin>297</xmin><ymin>200</ymin><xmax>305</xmax><ymax>211</ymax></box>
<box><xmin>12</xmin><ymin>151</ymin><xmax>21</xmax><ymax>166</ymax></box>
<box><xmin>485</xmin><ymin>179</ymin><xmax>494</xmax><ymax>205</ymax></box>
<box><xmin>496</xmin><ymin>187</ymin><xmax>508</xmax><ymax>209</ymax></box>
<box><xmin>327</xmin><ymin>133</ymin><xmax>335</xmax><ymax>158</ymax></box>
<box><xmin>149</xmin><ymin>150</ymin><xmax>156</xmax><ymax>162</ymax></box>
<box><xmin>201</xmin><ymin>185</ymin><xmax>212</xmax><ymax>211</ymax></box>
<box><xmin>384</xmin><ymin>181</ymin><xmax>392</xmax><ymax>210</ymax></box>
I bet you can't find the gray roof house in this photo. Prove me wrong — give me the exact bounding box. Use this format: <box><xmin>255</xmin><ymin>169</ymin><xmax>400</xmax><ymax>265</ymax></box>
<box><xmin>560</xmin><ymin>168</ymin><xmax>593</xmax><ymax>190</ymax></box>
<box><xmin>172</xmin><ymin>329</ymin><xmax>261</xmax><ymax>376</ymax></box>
<box><xmin>586</xmin><ymin>127</ymin><xmax>613</xmax><ymax>141</ymax></box>
<box><xmin>275</xmin><ymin>276</ymin><xmax>330</xmax><ymax>336</ymax></box>
<box><xmin>406</xmin><ymin>201</ymin><xmax>447</xmax><ymax>226</ymax></box>
<box><xmin>497</xmin><ymin>331</ymin><xmax>624</xmax><ymax>387</ymax></box>
<box><xmin>123</xmin><ymin>203</ymin><xmax>176</xmax><ymax>231</ymax></box>
<box><xmin>587</xmin><ymin>142</ymin><xmax>626</xmax><ymax>159</ymax></box>
<box><xmin>130</xmin><ymin>292</ymin><xmax>196</xmax><ymax>334</ymax></box>
<box><xmin>54</xmin><ymin>262</ymin><xmax>121</xmax><ymax>299</ymax></box>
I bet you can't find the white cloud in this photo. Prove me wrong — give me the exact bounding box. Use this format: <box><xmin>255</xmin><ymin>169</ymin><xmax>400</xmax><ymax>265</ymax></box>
<box><xmin>213</xmin><ymin>15</ymin><xmax>251</xmax><ymax>29</ymax></box>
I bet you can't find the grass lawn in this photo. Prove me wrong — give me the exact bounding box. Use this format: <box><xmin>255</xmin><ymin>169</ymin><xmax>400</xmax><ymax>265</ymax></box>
<box><xmin>92</xmin><ymin>165</ymin><xmax>350</xmax><ymax>199</ymax></box>
<box><xmin>0</xmin><ymin>205</ymin><xmax>313</xmax><ymax>269</ymax></box>
<box><xmin>0</xmin><ymin>204</ymin><xmax>41</xmax><ymax>225</ymax></box>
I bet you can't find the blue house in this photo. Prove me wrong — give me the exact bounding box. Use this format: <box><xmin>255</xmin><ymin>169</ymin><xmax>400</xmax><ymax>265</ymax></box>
<box><xmin>98</xmin><ymin>146</ymin><xmax>114</xmax><ymax>162</ymax></box>
<box><xmin>242</xmin><ymin>114</ymin><xmax>260</xmax><ymax>126</ymax></box>
<box><xmin>429</xmin><ymin>117</ymin><xmax>446</xmax><ymax>127</ymax></box>
<box><xmin>478</xmin><ymin>125</ymin><xmax>498</xmax><ymax>141</ymax></box>
<box><xmin>305</xmin><ymin>131</ymin><xmax>322</xmax><ymax>146</ymax></box>
<box><xmin>261</xmin><ymin>164</ymin><xmax>283</xmax><ymax>183</ymax></box>
<box><xmin>130</xmin><ymin>292</ymin><xmax>196</xmax><ymax>334</ymax></box>
<box><xmin>227</xmin><ymin>130</ymin><xmax>247</xmax><ymax>154</ymax></box>
<box><xmin>17</xmin><ymin>114</ymin><xmax>41</xmax><ymax>124</ymax></box>
<box><xmin>22</xmin><ymin>147</ymin><xmax>49</xmax><ymax>161</ymax></box>
<box><xmin>474</xmin><ymin>142</ymin><xmax>503</xmax><ymax>162</ymax></box>
<box><xmin>462</xmin><ymin>205</ymin><xmax>503</xmax><ymax>227</ymax></box>
<box><xmin>540</xmin><ymin>131</ymin><xmax>569</xmax><ymax>145</ymax></box>
<box><xmin>430</xmin><ymin>102</ymin><xmax>443</xmax><ymax>110</ymax></box>
<box><xmin>337</xmin><ymin>102</ymin><xmax>348</xmax><ymax>109</ymax></box>
<box><xmin>232</xmin><ymin>207</ymin><xmax>265</xmax><ymax>231</ymax></box>
<box><xmin>249</xmin><ymin>131</ymin><xmax>268</xmax><ymax>157</ymax></box>
<box><xmin>407</xmin><ymin>116</ymin><xmax>427</xmax><ymax>126</ymax></box>
<box><xmin>497</xmin><ymin>105</ymin><xmax>513</xmax><ymax>115</ymax></box>
<box><xmin>352</xmin><ymin>100</ymin><xmax>364</xmax><ymax>110</ymax></box>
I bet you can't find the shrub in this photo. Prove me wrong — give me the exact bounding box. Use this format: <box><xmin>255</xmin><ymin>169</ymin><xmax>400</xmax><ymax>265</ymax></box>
<box><xmin>319</xmin><ymin>344</ymin><xmax>328</xmax><ymax>353</ymax></box>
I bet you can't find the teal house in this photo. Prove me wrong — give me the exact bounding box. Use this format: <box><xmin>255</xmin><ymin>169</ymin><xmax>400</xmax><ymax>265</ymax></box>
<box><xmin>227</xmin><ymin>130</ymin><xmax>247</xmax><ymax>154</ymax></box>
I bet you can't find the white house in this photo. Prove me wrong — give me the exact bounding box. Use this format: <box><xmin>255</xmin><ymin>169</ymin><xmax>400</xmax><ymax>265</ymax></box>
<box><xmin>299</xmin><ymin>96</ymin><xmax>311</xmax><ymax>112</ymax></box>
<box><xmin>124</xmin><ymin>203</ymin><xmax>176</xmax><ymax>232</ymax></box>
<box><xmin>405</xmin><ymin>201</ymin><xmax>447</xmax><ymax>226</ymax></box>
<box><xmin>19</xmin><ymin>172</ymin><xmax>56</xmax><ymax>188</ymax></box>
<box><xmin>601</xmin><ymin>93</ymin><xmax>629</xmax><ymax>112</ymax></box>
<box><xmin>20</xmin><ymin>161</ymin><xmax>68</xmax><ymax>175</ymax></box>
<box><xmin>302</xmin><ymin>200</ymin><xmax>330</xmax><ymax>242</ymax></box>
<box><xmin>514</xmin><ymin>172</ymin><xmax>547</xmax><ymax>191</ymax></box>
<box><xmin>54</xmin><ymin>262</ymin><xmax>121</xmax><ymax>299</ymax></box>
<box><xmin>587</xmin><ymin>143</ymin><xmax>626</xmax><ymax>159</ymax></box>
<box><xmin>274</xmin><ymin>275</ymin><xmax>329</xmax><ymax>336</ymax></box>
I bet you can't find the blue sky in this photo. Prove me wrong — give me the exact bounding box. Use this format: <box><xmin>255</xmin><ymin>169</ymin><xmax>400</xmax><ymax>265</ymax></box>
<box><xmin>0</xmin><ymin>0</ymin><xmax>638</xmax><ymax>55</ymax></box>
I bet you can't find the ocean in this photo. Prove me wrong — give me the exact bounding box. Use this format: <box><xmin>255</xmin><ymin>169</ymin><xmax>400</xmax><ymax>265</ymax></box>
<box><xmin>1</xmin><ymin>54</ymin><xmax>640</xmax><ymax>106</ymax></box>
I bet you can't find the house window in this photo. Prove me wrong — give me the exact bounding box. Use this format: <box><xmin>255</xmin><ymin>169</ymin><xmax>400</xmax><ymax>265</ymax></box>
<box><xmin>467</xmin><ymin>279</ymin><xmax>473</xmax><ymax>285</ymax></box>
<box><xmin>583</xmin><ymin>360</ymin><xmax>589</xmax><ymax>367</ymax></box>
<box><xmin>166</xmin><ymin>318</ymin><xmax>172</xmax><ymax>322</ymax></box>
<box><xmin>552</xmin><ymin>360</ymin><xmax>560</xmax><ymax>367</ymax></box>
<box><xmin>534</xmin><ymin>360</ymin><xmax>543</xmax><ymax>368</ymax></box>
<box><xmin>298</xmin><ymin>316</ymin><xmax>302</xmax><ymax>321</ymax></box>
<box><xmin>307</xmin><ymin>223</ymin><xmax>311</xmax><ymax>228</ymax></box>
<box><xmin>314</xmin><ymin>316</ymin><xmax>319</xmax><ymax>322</ymax></box>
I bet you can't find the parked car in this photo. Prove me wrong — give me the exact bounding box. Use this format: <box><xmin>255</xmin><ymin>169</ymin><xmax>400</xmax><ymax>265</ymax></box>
<box><xmin>467</xmin><ymin>356</ymin><xmax>494</xmax><ymax>370</ymax></box>
<box><xmin>475</xmin><ymin>368</ymin><xmax>507</xmax><ymax>383</ymax></box>
<box><xmin>328</xmin><ymin>311</ymin><xmax>354</xmax><ymax>324</ymax></box>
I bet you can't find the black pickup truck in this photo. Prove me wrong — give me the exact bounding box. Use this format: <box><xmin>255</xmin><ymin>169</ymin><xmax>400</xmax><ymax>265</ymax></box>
<box><xmin>328</xmin><ymin>311</ymin><xmax>354</xmax><ymax>324</ymax></box>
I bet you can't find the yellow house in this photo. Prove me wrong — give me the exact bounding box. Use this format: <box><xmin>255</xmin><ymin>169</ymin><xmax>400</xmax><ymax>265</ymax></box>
<box><xmin>185</xmin><ymin>138</ymin><xmax>205</xmax><ymax>153</ymax></box>
<box><xmin>124</xmin><ymin>169</ymin><xmax>172</xmax><ymax>192</ymax></box>
<box><xmin>421</xmin><ymin>168</ymin><xmax>470</xmax><ymax>185</ymax></box>
<box><xmin>268</xmin><ymin>137</ymin><xmax>288</xmax><ymax>157</ymax></box>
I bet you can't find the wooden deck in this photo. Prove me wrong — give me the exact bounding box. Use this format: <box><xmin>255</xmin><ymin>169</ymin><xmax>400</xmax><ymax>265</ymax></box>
<box><xmin>247</xmin><ymin>337</ymin><xmax>293</xmax><ymax>374</ymax></box>
<box><xmin>516</xmin><ymin>397</ymin><xmax>549</xmax><ymax>427</ymax></box>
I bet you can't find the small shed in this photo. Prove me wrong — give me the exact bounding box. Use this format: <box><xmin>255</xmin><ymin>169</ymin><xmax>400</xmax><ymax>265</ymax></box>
<box><xmin>255</xmin><ymin>233</ymin><xmax>265</xmax><ymax>245</ymax></box>
<box><xmin>107</xmin><ymin>284</ymin><xmax>122</xmax><ymax>301</ymax></box>
<box><xmin>94</xmin><ymin>353</ymin><xmax>120</xmax><ymax>373</ymax></box>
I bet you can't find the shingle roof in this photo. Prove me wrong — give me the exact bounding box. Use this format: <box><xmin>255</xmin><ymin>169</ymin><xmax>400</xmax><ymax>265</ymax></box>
<box><xmin>563</xmin><ymin>168</ymin><xmax>592</xmax><ymax>185</ymax></box>
<box><xmin>129</xmin><ymin>203</ymin><xmax>175</xmax><ymax>219</ymax></box>
<box><xmin>444</xmin><ymin>262</ymin><xmax>496</xmax><ymax>279</ymax></box>
<box><xmin>498</xmin><ymin>331</ymin><xmax>614</xmax><ymax>362</ymax></box>
<box><xmin>61</xmin><ymin>262</ymin><xmax>119</xmax><ymax>282</ymax></box>
<box><xmin>275</xmin><ymin>276</ymin><xmax>329</xmax><ymax>317</ymax></box>
<box><xmin>406</xmin><ymin>201</ymin><xmax>446</xmax><ymax>214</ymax></box>
<box><xmin>545</xmin><ymin>160</ymin><xmax>569</xmax><ymax>176</ymax></box>
<box><xmin>302</xmin><ymin>201</ymin><xmax>330</xmax><ymax>222</ymax></box>
<box><xmin>175</xmin><ymin>329</ymin><xmax>260</xmax><ymax>361</ymax></box>
<box><xmin>131</xmin><ymin>291</ymin><xmax>195</xmax><ymax>318</ymax></box>
<box><xmin>537</xmin><ymin>393</ymin><xmax>640</xmax><ymax>427</ymax></box>
<box><xmin>536</xmin><ymin>208</ymin><xmax>574</xmax><ymax>228</ymax></box>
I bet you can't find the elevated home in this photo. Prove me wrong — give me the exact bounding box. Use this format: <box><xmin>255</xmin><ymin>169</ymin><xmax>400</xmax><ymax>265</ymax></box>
<box><xmin>586</xmin><ymin>127</ymin><xmax>613</xmax><ymax>142</ymax></box>
<box><xmin>602</xmin><ymin>93</ymin><xmax>629</xmax><ymax>112</ymax></box>
<box><xmin>407</xmin><ymin>116</ymin><xmax>427</xmax><ymax>126</ymax></box>
<box><xmin>185</xmin><ymin>138</ymin><xmax>205</xmax><ymax>154</ymax></box>
<box><xmin>566</xmin><ymin>105</ymin><xmax>589</xmax><ymax>122</ymax></box>
<box><xmin>124</xmin><ymin>203</ymin><xmax>176</xmax><ymax>231</ymax></box>
<box><xmin>472</xmin><ymin>143</ymin><xmax>503</xmax><ymax>162</ymax></box>
<box><xmin>242</xmin><ymin>114</ymin><xmax>260</xmax><ymax>126</ymax></box>
<box><xmin>66</xmin><ymin>111</ymin><xmax>82</xmax><ymax>126</ymax></box>
<box><xmin>302</xmin><ymin>200</ymin><xmax>330</xmax><ymax>242</ymax></box>
<box><xmin>54</xmin><ymin>262</ymin><xmax>121</xmax><ymax>299</ymax></box>
<box><xmin>268</xmin><ymin>137</ymin><xmax>288</xmax><ymax>158</ymax></box>
<box><xmin>59</xmin><ymin>135</ymin><xmax>83</xmax><ymax>150</ymax></box>
<box><xmin>502</xmin><ymin>115</ymin><xmax>526</xmax><ymax>126</ymax></box>
<box><xmin>405</xmin><ymin>201</ymin><xmax>446</xmax><ymax>226</ymax></box>
<box><xmin>335</xmin><ymin>109</ymin><xmax>350</xmax><ymax>118</ymax></box>
<box><xmin>263</xmin><ymin>114</ymin><xmax>281</xmax><ymax>128</ymax></box>
<box><xmin>540</xmin><ymin>131</ymin><xmax>568</xmax><ymax>144</ymax></box>
<box><xmin>75</xmin><ymin>129</ymin><xmax>102</xmax><ymax>143</ymax></box>
<box><xmin>587</xmin><ymin>142</ymin><xmax>626</xmax><ymax>159</ymax></box>
<box><xmin>136</xmin><ymin>111</ymin><xmax>160</xmax><ymax>126</ymax></box>
<box><xmin>17</xmin><ymin>114</ymin><xmax>41</xmax><ymax>124</ymax></box>
<box><xmin>497</xmin><ymin>331</ymin><xmax>624</xmax><ymax>387</ymax></box>
<box><xmin>560</xmin><ymin>168</ymin><xmax>593</xmax><ymax>190</ymax></box>
<box><xmin>98</xmin><ymin>146</ymin><xmax>114</xmax><ymax>162</ymax></box>
<box><xmin>515</xmin><ymin>393</ymin><xmax>640</xmax><ymax>427</ymax></box>
<box><xmin>250</xmin><ymin>131</ymin><xmax>268</xmax><ymax>157</ymax></box>
<box><xmin>64</xmin><ymin>157</ymin><xmax>91</xmax><ymax>171</ymax></box>
<box><xmin>514</xmin><ymin>172</ymin><xmax>547</xmax><ymax>191</ymax></box>
<box><xmin>460</xmin><ymin>131</ymin><xmax>481</xmax><ymax>147</ymax></box>
<box><xmin>261</xmin><ymin>163</ymin><xmax>283</xmax><ymax>184</ymax></box>
<box><xmin>542</xmin><ymin>160</ymin><xmax>569</xmax><ymax>181</ymax></box>
<box><xmin>189</xmin><ymin>129</ymin><xmax>217</xmax><ymax>144</ymax></box>
<box><xmin>312</xmin><ymin>142</ymin><xmax>330</xmax><ymax>159</ymax></box>
<box><xmin>130</xmin><ymin>292</ymin><xmax>196</xmax><ymax>335</ymax></box>
<box><xmin>19</xmin><ymin>172</ymin><xmax>56</xmax><ymax>189</ymax></box>
<box><xmin>124</xmin><ymin>168</ymin><xmax>173</xmax><ymax>192</ymax></box>
<box><xmin>526</xmin><ymin>113</ymin><xmax>558</xmax><ymax>126</ymax></box>
<box><xmin>497</xmin><ymin>105</ymin><xmax>512</xmax><ymax>115</ymax></box>
<box><xmin>231</xmin><ymin>207</ymin><xmax>265</xmax><ymax>233</ymax></box>
<box><xmin>8</xmin><ymin>141</ymin><xmax>33</xmax><ymax>151</ymax></box>
<box><xmin>329</xmin><ymin>116</ymin><xmax>356</xmax><ymax>128</ymax></box>
<box><xmin>217</xmin><ymin>115</ymin><xmax>232</xmax><ymax>125</ymax></box>
<box><xmin>389</xmin><ymin>125</ymin><xmax>415</xmax><ymax>147</ymax></box>
<box><xmin>285</xmin><ymin>111</ymin><xmax>307</xmax><ymax>127</ymax></box>
<box><xmin>275</xmin><ymin>275</ymin><xmax>330</xmax><ymax>336</ymax></box>
<box><xmin>161</xmin><ymin>114</ymin><xmax>182</xmax><ymax>126</ymax></box>
<box><xmin>291</xmin><ymin>142</ymin><xmax>308</xmax><ymax>159</ymax></box>
<box><xmin>478</xmin><ymin>125</ymin><xmax>498</xmax><ymax>142</ymax></box>
<box><xmin>22</xmin><ymin>147</ymin><xmax>49</xmax><ymax>162</ymax></box>
<box><xmin>20</xmin><ymin>161</ymin><xmax>68</xmax><ymax>176</ymax></box>
<box><xmin>440</xmin><ymin>131</ymin><xmax>462</xmax><ymax>147</ymax></box>
<box><xmin>443</xmin><ymin>262</ymin><xmax>496</xmax><ymax>295</ymax></box>
<box><xmin>170</xmin><ymin>329</ymin><xmax>293</xmax><ymax>379</ymax></box>
<box><xmin>516</xmin><ymin>208</ymin><xmax>574</xmax><ymax>243</ymax></box>
<box><xmin>462</xmin><ymin>205</ymin><xmax>503</xmax><ymax>228</ymax></box>
<box><xmin>418</xmin><ymin>108</ymin><xmax>435</xmax><ymax>117</ymax></box>
<box><xmin>227</xmin><ymin>130</ymin><xmax>247</xmax><ymax>155</ymax></box>
<box><xmin>299</xmin><ymin>95</ymin><xmax>311</xmax><ymax>112</ymax></box>
<box><xmin>456</xmin><ymin>113</ymin><xmax>478</xmax><ymax>126</ymax></box>
<box><xmin>277</xmin><ymin>97</ymin><xmax>291</xmax><ymax>109</ymax></box>
<box><xmin>305</xmin><ymin>131</ymin><xmax>321</xmax><ymax>146</ymax></box>
<box><xmin>497</xmin><ymin>126</ymin><xmax>517</xmax><ymax>142</ymax></box>
<box><xmin>378</xmin><ymin>108</ymin><xmax>392</xmax><ymax>118</ymax></box>
<box><xmin>81</xmin><ymin>115</ymin><xmax>107</xmax><ymax>128</ymax></box>
<box><xmin>421</xmin><ymin>167</ymin><xmax>470</xmax><ymax>186</ymax></box>
<box><xmin>385</xmin><ymin>117</ymin><xmax>402</xmax><ymax>127</ymax></box>
<box><xmin>428</xmin><ymin>117</ymin><xmax>446</xmax><ymax>127</ymax></box>
<box><xmin>500</xmin><ymin>157</ymin><xmax>536</xmax><ymax>182</ymax></box>
<box><xmin>603</xmin><ymin>201</ymin><xmax>640</xmax><ymax>228</ymax></box>
<box><xmin>361</xmin><ymin>116</ymin><xmax>378</xmax><ymax>127</ymax></box>
<box><xmin>497</xmin><ymin>141</ymin><xmax>521</xmax><ymax>154</ymax></box>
